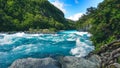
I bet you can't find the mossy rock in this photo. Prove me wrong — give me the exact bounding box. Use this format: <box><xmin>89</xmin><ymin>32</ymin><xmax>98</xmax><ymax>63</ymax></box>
<box><xmin>94</xmin><ymin>40</ymin><xmax>120</xmax><ymax>55</ymax></box>
<box><xmin>113</xmin><ymin>42</ymin><xmax>120</xmax><ymax>46</ymax></box>
<box><xmin>109</xmin><ymin>65</ymin><xmax>116</xmax><ymax>68</ymax></box>
<box><xmin>118</xmin><ymin>57</ymin><xmax>120</xmax><ymax>64</ymax></box>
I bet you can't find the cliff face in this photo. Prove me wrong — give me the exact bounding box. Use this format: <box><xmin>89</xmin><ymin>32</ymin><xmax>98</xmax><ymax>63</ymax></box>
<box><xmin>0</xmin><ymin>0</ymin><xmax>72</xmax><ymax>31</ymax></box>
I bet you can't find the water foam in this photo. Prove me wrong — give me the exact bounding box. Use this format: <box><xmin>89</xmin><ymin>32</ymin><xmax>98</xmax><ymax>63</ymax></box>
<box><xmin>0</xmin><ymin>34</ymin><xmax>13</xmax><ymax>45</ymax></box>
<box><xmin>70</xmin><ymin>38</ymin><xmax>94</xmax><ymax>57</ymax></box>
<box><xmin>57</xmin><ymin>30</ymin><xmax>94</xmax><ymax>57</ymax></box>
<box><xmin>0</xmin><ymin>31</ymin><xmax>94</xmax><ymax>68</ymax></box>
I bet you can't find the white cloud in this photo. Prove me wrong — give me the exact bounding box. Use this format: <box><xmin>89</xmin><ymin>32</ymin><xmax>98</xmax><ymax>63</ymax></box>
<box><xmin>68</xmin><ymin>13</ymin><xmax>83</xmax><ymax>21</ymax></box>
<box><xmin>51</xmin><ymin>0</ymin><xmax>66</xmax><ymax>13</ymax></box>
<box><xmin>75</xmin><ymin>0</ymin><xmax>79</xmax><ymax>4</ymax></box>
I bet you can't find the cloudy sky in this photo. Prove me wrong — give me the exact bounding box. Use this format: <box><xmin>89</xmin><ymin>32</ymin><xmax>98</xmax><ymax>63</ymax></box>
<box><xmin>48</xmin><ymin>0</ymin><xmax>103</xmax><ymax>21</ymax></box>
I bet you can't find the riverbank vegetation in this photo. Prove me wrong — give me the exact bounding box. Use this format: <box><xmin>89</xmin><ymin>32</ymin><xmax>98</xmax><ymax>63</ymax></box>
<box><xmin>76</xmin><ymin>0</ymin><xmax>120</xmax><ymax>52</ymax></box>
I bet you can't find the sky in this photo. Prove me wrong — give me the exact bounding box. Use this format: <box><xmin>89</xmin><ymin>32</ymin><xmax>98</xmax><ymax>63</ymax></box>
<box><xmin>48</xmin><ymin>0</ymin><xmax>104</xmax><ymax>21</ymax></box>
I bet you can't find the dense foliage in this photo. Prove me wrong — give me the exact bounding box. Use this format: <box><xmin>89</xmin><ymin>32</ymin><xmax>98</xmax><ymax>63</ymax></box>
<box><xmin>76</xmin><ymin>0</ymin><xmax>120</xmax><ymax>51</ymax></box>
<box><xmin>0</xmin><ymin>0</ymin><xmax>74</xmax><ymax>31</ymax></box>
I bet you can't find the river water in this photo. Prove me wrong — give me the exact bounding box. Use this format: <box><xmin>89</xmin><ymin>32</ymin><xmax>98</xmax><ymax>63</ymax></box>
<box><xmin>0</xmin><ymin>30</ymin><xmax>94</xmax><ymax>68</ymax></box>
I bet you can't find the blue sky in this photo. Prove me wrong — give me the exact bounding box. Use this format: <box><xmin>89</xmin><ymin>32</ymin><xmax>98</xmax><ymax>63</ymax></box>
<box><xmin>48</xmin><ymin>0</ymin><xmax>103</xmax><ymax>21</ymax></box>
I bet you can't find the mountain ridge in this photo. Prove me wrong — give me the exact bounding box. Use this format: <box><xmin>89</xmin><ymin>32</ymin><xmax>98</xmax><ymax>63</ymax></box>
<box><xmin>0</xmin><ymin>0</ymin><xmax>74</xmax><ymax>31</ymax></box>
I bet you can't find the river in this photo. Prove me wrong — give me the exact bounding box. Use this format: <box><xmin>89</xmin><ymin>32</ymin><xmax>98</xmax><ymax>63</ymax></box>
<box><xmin>0</xmin><ymin>30</ymin><xmax>94</xmax><ymax>68</ymax></box>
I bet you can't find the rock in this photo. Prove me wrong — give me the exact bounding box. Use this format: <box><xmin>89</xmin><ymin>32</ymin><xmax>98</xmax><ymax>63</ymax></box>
<box><xmin>113</xmin><ymin>63</ymin><xmax>120</xmax><ymax>68</ymax></box>
<box><xmin>93</xmin><ymin>40</ymin><xmax>120</xmax><ymax>67</ymax></box>
<box><xmin>88</xmin><ymin>55</ymin><xmax>101</xmax><ymax>67</ymax></box>
<box><xmin>108</xmin><ymin>63</ymin><xmax>120</xmax><ymax>68</ymax></box>
<box><xmin>10</xmin><ymin>56</ymin><xmax>102</xmax><ymax>68</ymax></box>
<box><xmin>9</xmin><ymin>58</ymin><xmax>60</xmax><ymax>68</ymax></box>
<box><xmin>97</xmin><ymin>40</ymin><xmax>120</xmax><ymax>55</ymax></box>
<box><xmin>59</xmin><ymin>56</ymin><xmax>100</xmax><ymax>68</ymax></box>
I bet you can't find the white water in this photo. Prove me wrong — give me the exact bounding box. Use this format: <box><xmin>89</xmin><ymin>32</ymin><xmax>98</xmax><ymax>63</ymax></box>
<box><xmin>0</xmin><ymin>31</ymin><xmax>94</xmax><ymax>57</ymax></box>
<box><xmin>0</xmin><ymin>31</ymin><xmax>95</xmax><ymax>68</ymax></box>
<box><xmin>71</xmin><ymin>38</ymin><xmax>94</xmax><ymax>57</ymax></box>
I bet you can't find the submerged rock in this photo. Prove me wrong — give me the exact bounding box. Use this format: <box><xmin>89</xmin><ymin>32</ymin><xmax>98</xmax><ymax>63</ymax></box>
<box><xmin>9</xmin><ymin>58</ymin><xmax>60</xmax><ymax>68</ymax></box>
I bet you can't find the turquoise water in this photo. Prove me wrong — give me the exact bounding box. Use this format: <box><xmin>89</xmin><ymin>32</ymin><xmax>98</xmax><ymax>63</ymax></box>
<box><xmin>0</xmin><ymin>30</ymin><xmax>94</xmax><ymax>68</ymax></box>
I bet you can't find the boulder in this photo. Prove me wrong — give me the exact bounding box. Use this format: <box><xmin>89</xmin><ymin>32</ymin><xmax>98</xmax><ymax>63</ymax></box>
<box><xmin>88</xmin><ymin>55</ymin><xmax>101</xmax><ymax>67</ymax></box>
<box><xmin>93</xmin><ymin>40</ymin><xmax>120</xmax><ymax>67</ymax></box>
<box><xmin>108</xmin><ymin>63</ymin><xmax>120</xmax><ymax>68</ymax></box>
<box><xmin>59</xmin><ymin>56</ymin><xmax>101</xmax><ymax>68</ymax></box>
<box><xmin>9</xmin><ymin>58</ymin><xmax>60</xmax><ymax>68</ymax></box>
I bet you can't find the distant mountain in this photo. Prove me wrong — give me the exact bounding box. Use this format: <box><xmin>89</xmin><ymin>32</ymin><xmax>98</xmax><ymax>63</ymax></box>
<box><xmin>0</xmin><ymin>0</ymin><xmax>74</xmax><ymax>31</ymax></box>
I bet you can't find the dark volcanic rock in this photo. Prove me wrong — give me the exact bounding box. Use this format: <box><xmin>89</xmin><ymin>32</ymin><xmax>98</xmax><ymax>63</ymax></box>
<box><xmin>9</xmin><ymin>58</ymin><xmax>60</xmax><ymax>68</ymax></box>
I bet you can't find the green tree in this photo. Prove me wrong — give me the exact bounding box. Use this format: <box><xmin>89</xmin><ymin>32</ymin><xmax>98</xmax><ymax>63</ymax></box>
<box><xmin>0</xmin><ymin>0</ymin><xmax>74</xmax><ymax>31</ymax></box>
<box><xmin>76</xmin><ymin>0</ymin><xmax>120</xmax><ymax>50</ymax></box>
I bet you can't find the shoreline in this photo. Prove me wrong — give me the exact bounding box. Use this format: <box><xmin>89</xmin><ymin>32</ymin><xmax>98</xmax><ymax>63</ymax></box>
<box><xmin>0</xmin><ymin>29</ymin><xmax>89</xmax><ymax>34</ymax></box>
<box><xmin>0</xmin><ymin>31</ymin><xmax>56</xmax><ymax>34</ymax></box>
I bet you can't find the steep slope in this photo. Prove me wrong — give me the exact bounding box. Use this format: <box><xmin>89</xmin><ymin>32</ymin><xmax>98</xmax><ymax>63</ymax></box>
<box><xmin>0</xmin><ymin>0</ymin><xmax>72</xmax><ymax>31</ymax></box>
<box><xmin>76</xmin><ymin>0</ymin><xmax>120</xmax><ymax>50</ymax></box>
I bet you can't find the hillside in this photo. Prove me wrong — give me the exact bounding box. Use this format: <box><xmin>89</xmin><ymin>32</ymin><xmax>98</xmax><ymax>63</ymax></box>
<box><xmin>0</xmin><ymin>0</ymin><xmax>74</xmax><ymax>31</ymax></box>
<box><xmin>76</xmin><ymin>0</ymin><xmax>120</xmax><ymax>51</ymax></box>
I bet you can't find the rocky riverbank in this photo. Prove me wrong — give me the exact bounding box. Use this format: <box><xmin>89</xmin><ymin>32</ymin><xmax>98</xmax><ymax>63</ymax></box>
<box><xmin>0</xmin><ymin>29</ymin><xmax>56</xmax><ymax>34</ymax></box>
<box><xmin>9</xmin><ymin>40</ymin><xmax>120</xmax><ymax>68</ymax></box>
<box><xmin>9</xmin><ymin>55</ymin><xmax>101</xmax><ymax>68</ymax></box>
<box><xmin>96</xmin><ymin>40</ymin><xmax>120</xmax><ymax>68</ymax></box>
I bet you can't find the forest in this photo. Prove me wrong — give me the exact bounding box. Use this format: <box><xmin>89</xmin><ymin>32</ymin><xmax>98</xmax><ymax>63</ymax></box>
<box><xmin>76</xmin><ymin>0</ymin><xmax>120</xmax><ymax>51</ymax></box>
<box><xmin>0</xmin><ymin>0</ymin><xmax>74</xmax><ymax>31</ymax></box>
